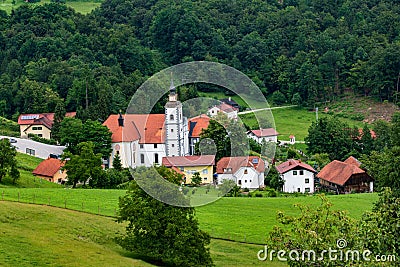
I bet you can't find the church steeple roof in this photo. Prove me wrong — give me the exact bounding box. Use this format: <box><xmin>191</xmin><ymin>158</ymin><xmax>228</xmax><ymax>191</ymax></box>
<box><xmin>169</xmin><ymin>74</ymin><xmax>176</xmax><ymax>94</ymax></box>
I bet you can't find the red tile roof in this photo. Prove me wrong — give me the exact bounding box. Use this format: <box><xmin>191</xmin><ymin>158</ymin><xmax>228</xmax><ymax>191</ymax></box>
<box><xmin>343</xmin><ymin>156</ymin><xmax>361</xmax><ymax>167</ymax></box>
<box><xmin>32</xmin><ymin>158</ymin><xmax>64</xmax><ymax>178</ymax></box>
<box><xmin>162</xmin><ymin>155</ymin><xmax>215</xmax><ymax>167</ymax></box>
<box><xmin>317</xmin><ymin>159</ymin><xmax>367</xmax><ymax>186</ymax></box>
<box><xmin>216</xmin><ymin>156</ymin><xmax>265</xmax><ymax>174</ymax></box>
<box><xmin>188</xmin><ymin>115</ymin><xmax>210</xmax><ymax>138</ymax></box>
<box><xmin>18</xmin><ymin>112</ymin><xmax>76</xmax><ymax>129</ymax></box>
<box><xmin>103</xmin><ymin>114</ymin><xmax>165</xmax><ymax>143</ymax></box>
<box><xmin>250</xmin><ymin>128</ymin><xmax>279</xmax><ymax>137</ymax></box>
<box><xmin>275</xmin><ymin>159</ymin><xmax>316</xmax><ymax>174</ymax></box>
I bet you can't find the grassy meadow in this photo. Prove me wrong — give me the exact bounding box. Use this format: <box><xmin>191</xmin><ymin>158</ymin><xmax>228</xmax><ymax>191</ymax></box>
<box><xmin>0</xmin><ymin>201</ymin><xmax>288</xmax><ymax>267</ymax></box>
<box><xmin>0</xmin><ymin>0</ymin><xmax>101</xmax><ymax>14</ymax></box>
<box><xmin>240</xmin><ymin>107</ymin><xmax>365</xmax><ymax>141</ymax></box>
<box><xmin>0</xmin><ymin>187</ymin><xmax>378</xmax><ymax>244</ymax></box>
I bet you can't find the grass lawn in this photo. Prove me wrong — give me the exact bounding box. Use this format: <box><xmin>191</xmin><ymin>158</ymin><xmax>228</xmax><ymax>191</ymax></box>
<box><xmin>0</xmin><ymin>187</ymin><xmax>378</xmax><ymax>244</ymax></box>
<box><xmin>0</xmin><ymin>201</ymin><xmax>152</xmax><ymax>267</ymax></box>
<box><xmin>0</xmin><ymin>0</ymin><xmax>101</xmax><ymax>14</ymax></box>
<box><xmin>196</xmin><ymin>193</ymin><xmax>378</xmax><ymax>244</ymax></box>
<box><xmin>0</xmin><ymin>201</ymin><xmax>286</xmax><ymax>266</ymax></box>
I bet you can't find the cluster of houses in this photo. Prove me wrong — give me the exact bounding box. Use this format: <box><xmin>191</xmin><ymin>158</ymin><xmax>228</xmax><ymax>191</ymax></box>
<box><xmin>276</xmin><ymin>156</ymin><xmax>374</xmax><ymax>194</ymax></box>
<box><xmin>20</xmin><ymin>82</ymin><xmax>374</xmax><ymax>193</ymax></box>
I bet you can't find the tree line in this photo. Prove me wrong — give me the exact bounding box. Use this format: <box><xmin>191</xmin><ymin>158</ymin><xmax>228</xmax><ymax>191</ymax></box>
<box><xmin>0</xmin><ymin>0</ymin><xmax>399</xmax><ymax>122</ymax></box>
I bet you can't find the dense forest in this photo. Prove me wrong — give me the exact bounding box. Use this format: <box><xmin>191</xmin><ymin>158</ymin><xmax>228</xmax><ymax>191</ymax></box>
<box><xmin>0</xmin><ymin>0</ymin><xmax>399</xmax><ymax>121</ymax></box>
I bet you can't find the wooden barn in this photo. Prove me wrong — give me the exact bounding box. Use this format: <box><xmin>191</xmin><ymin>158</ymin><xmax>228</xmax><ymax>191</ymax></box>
<box><xmin>316</xmin><ymin>156</ymin><xmax>374</xmax><ymax>194</ymax></box>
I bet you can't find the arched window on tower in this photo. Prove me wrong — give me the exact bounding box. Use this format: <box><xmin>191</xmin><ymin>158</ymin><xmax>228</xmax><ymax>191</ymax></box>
<box><xmin>170</xmin><ymin>114</ymin><xmax>174</xmax><ymax>120</ymax></box>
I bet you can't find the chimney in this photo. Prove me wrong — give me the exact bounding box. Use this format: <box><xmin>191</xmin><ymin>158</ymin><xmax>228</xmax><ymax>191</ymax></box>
<box><xmin>118</xmin><ymin>112</ymin><xmax>124</xmax><ymax>127</ymax></box>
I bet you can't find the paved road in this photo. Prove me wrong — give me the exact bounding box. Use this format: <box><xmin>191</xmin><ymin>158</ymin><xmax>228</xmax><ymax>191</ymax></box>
<box><xmin>238</xmin><ymin>105</ymin><xmax>297</xmax><ymax>115</ymax></box>
<box><xmin>1</xmin><ymin>136</ymin><xmax>66</xmax><ymax>159</ymax></box>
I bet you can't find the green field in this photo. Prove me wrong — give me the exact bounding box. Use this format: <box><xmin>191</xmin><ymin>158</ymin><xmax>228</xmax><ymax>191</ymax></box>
<box><xmin>0</xmin><ymin>201</ymin><xmax>288</xmax><ymax>266</ymax></box>
<box><xmin>240</xmin><ymin>107</ymin><xmax>365</xmax><ymax>141</ymax></box>
<box><xmin>0</xmin><ymin>188</ymin><xmax>378</xmax><ymax>244</ymax></box>
<box><xmin>0</xmin><ymin>0</ymin><xmax>101</xmax><ymax>14</ymax></box>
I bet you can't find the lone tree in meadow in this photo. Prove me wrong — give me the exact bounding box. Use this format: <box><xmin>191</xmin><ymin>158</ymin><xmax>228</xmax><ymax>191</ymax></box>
<box><xmin>117</xmin><ymin>166</ymin><xmax>213</xmax><ymax>267</ymax></box>
<box><xmin>0</xmin><ymin>139</ymin><xmax>19</xmax><ymax>184</ymax></box>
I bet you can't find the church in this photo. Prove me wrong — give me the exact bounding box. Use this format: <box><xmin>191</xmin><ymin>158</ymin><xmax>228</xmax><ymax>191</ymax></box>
<box><xmin>103</xmin><ymin>81</ymin><xmax>191</xmax><ymax>168</ymax></box>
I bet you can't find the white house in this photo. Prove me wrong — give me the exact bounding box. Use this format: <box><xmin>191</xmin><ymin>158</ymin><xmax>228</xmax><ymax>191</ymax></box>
<box><xmin>103</xmin><ymin>80</ymin><xmax>190</xmax><ymax>168</ymax></box>
<box><xmin>208</xmin><ymin>102</ymin><xmax>238</xmax><ymax>119</ymax></box>
<box><xmin>216</xmin><ymin>156</ymin><xmax>266</xmax><ymax>189</ymax></box>
<box><xmin>247</xmin><ymin>128</ymin><xmax>279</xmax><ymax>143</ymax></box>
<box><xmin>276</xmin><ymin>159</ymin><xmax>316</xmax><ymax>193</ymax></box>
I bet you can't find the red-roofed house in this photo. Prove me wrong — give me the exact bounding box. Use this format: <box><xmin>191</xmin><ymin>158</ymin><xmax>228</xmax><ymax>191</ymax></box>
<box><xmin>216</xmin><ymin>156</ymin><xmax>266</xmax><ymax>189</ymax></box>
<box><xmin>103</xmin><ymin>84</ymin><xmax>190</xmax><ymax>168</ymax></box>
<box><xmin>32</xmin><ymin>158</ymin><xmax>67</xmax><ymax>184</ymax></box>
<box><xmin>208</xmin><ymin>102</ymin><xmax>238</xmax><ymax>119</ymax></box>
<box><xmin>162</xmin><ymin>155</ymin><xmax>215</xmax><ymax>184</ymax></box>
<box><xmin>188</xmin><ymin>114</ymin><xmax>210</xmax><ymax>155</ymax></box>
<box><xmin>276</xmin><ymin>159</ymin><xmax>317</xmax><ymax>193</ymax></box>
<box><xmin>18</xmin><ymin>112</ymin><xmax>76</xmax><ymax>139</ymax></box>
<box><xmin>317</xmin><ymin>157</ymin><xmax>373</xmax><ymax>194</ymax></box>
<box><xmin>247</xmin><ymin>128</ymin><xmax>279</xmax><ymax>143</ymax></box>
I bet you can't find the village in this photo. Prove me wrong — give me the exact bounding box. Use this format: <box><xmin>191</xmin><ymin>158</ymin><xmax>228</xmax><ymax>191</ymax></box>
<box><xmin>15</xmin><ymin>82</ymin><xmax>375</xmax><ymax>196</ymax></box>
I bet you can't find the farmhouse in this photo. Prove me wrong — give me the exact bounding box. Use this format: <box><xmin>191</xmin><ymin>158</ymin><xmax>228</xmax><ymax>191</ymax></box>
<box><xmin>317</xmin><ymin>156</ymin><xmax>373</xmax><ymax>194</ymax></box>
<box><xmin>32</xmin><ymin>158</ymin><xmax>67</xmax><ymax>184</ymax></box>
<box><xmin>18</xmin><ymin>112</ymin><xmax>76</xmax><ymax>139</ymax></box>
<box><xmin>188</xmin><ymin>114</ymin><xmax>210</xmax><ymax>155</ymax></box>
<box><xmin>162</xmin><ymin>155</ymin><xmax>215</xmax><ymax>184</ymax></box>
<box><xmin>247</xmin><ymin>128</ymin><xmax>279</xmax><ymax>143</ymax></box>
<box><xmin>276</xmin><ymin>159</ymin><xmax>317</xmax><ymax>193</ymax></box>
<box><xmin>208</xmin><ymin>102</ymin><xmax>238</xmax><ymax>119</ymax></box>
<box><xmin>216</xmin><ymin>156</ymin><xmax>265</xmax><ymax>189</ymax></box>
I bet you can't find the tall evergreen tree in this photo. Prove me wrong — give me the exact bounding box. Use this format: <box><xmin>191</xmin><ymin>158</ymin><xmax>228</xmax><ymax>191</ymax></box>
<box><xmin>51</xmin><ymin>101</ymin><xmax>66</xmax><ymax>142</ymax></box>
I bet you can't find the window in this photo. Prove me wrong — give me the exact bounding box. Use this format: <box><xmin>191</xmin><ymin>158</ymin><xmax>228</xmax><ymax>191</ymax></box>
<box><xmin>180</xmin><ymin>167</ymin><xmax>184</xmax><ymax>171</ymax></box>
<box><xmin>140</xmin><ymin>144</ymin><xmax>144</xmax><ymax>149</ymax></box>
<box><xmin>305</xmin><ymin>178</ymin><xmax>309</xmax><ymax>184</ymax></box>
<box><xmin>116</xmin><ymin>151</ymin><xmax>120</xmax><ymax>155</ymax></box>
<box><xmin>300</xmin><ymin>170</ymin><xmax>304</xmax><ymax>175</ymax></box>
<box><xmin>140</xmin><ymin>154</ymin><xmax>145</xmax><ymax>164</ymax></box>
<box><xmin>32</xmin><ymin>126</ymin><xmax>42</xmax><ymax>131</ymax></box>
<box><xmin>250</xmin><ymin>180</ymin><xmax>252</xmax><ymax>183</ymax></box>
<box><xmin>154</xmin><ymin>144</ymin><xmax>157</xmax><ymax>149</ymax></box>
<box><xmin>38</xmin><ymin>134</ymin><xmax>42</xmax><ymax>137</ymax></box>
<box><xmin>297</xmin><ymin>188</ymin><xmax>300</xmax><ymax>192</ymax></box>
<box><xmin>154</xmin><ymin>153</ymin><xmax>159</xmax><ymax>164</ymax></box>
<box><xmin>305</xmin><ymin>188</ymin><xmax>310</xmax><ymax>193</ymax></box>
<box><xmin>244</xmin><ymin>169</ymin><xmax>248</xmax><ymax>174</ymax></box>
<box><xmin>170</xmin><ymin>114</ymin><xmax>174</xmax><ymax>120</ymax></box>
<box><xmin>202</xmin><ymin>169</ymin><xmax>208</xmax><ymax>174</ymax></box>
<box><xmin>238</xmin><ymin>180</ymin><xmax>242</xmax><ymax>185</ymax></box>
<box><xmin>172</xmin><ymin>144</ymin><xmax>175</xmax><ymax>147</ymax></box>
<box><xmin>245</xmin><ymin>180</ymin><xmax>247</xmax><ymax>183</ymax></box>
<box><xmin>133</xmin><ymin>153</ymin><xmax>136</xmax><ymax>163</ymax></box>
<box><xmin>171</xmin><ymin>128</ymin><xmax>174</xmax><ymax>133</ymax></box>
<box><xmin>293</xmin><ymin>171</ymin><xmax>298</xmax><ymax>175</ymax></box>
<box><xmin>203</xmin><ymin>177</ymin><xmax>207</xmax><ymax>181</ymax></box>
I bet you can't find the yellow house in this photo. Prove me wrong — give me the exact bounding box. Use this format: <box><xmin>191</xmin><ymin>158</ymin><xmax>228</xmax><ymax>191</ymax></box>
<box><xmin>162</xmin><ymin>155</ymin><xmax>215</xmax><ymax>185</ymax></box>
<box><xmin>18</xmin><ymin>112</ymin><xmax>76</xmax><ymax>139</ymax></box>
<box><xmin>32</xmin><ymin>158</ymin><xmax>67</xmax><ymax>184</ymax></box>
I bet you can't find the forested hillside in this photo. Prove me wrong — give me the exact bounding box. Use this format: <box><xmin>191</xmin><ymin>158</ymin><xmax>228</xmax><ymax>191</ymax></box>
<box><xmin>0</xmin><ymin>0</ymin><xmax>399</xmax><ymax>121</ymax></box>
